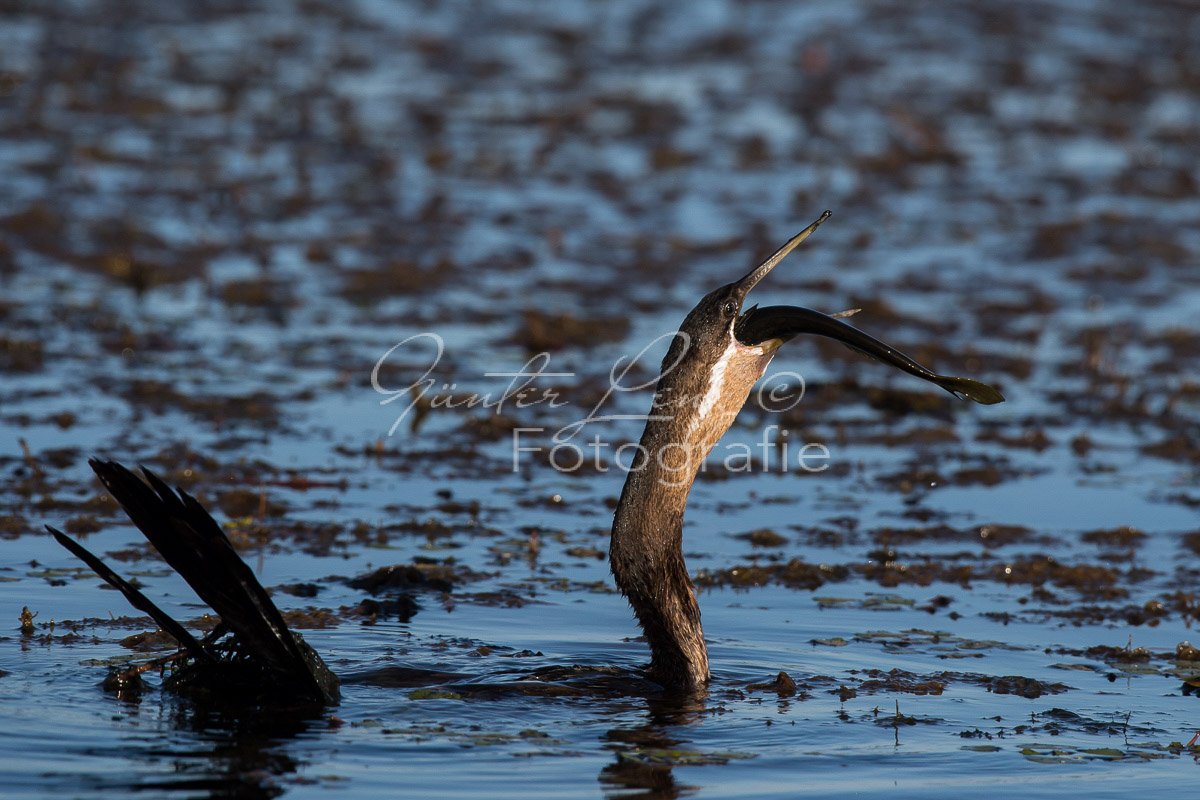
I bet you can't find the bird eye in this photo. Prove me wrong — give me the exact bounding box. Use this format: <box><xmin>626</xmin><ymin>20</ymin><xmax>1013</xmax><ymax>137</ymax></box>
<box><xmin>722</xmin><ymin>300</ymin><xmax>738</xmax><ymax>317</ymax></box>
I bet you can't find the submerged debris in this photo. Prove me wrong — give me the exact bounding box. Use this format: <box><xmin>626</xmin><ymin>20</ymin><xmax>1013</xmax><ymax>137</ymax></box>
<box><xmin>512</xmin><ymin>310</ymin><xmax>631</xmax><ymax>352</ymax></box>
<box><xmin>984</xmin><ymin>675</ymin><xmax>1070</xmax><ymax>699</ymax></box>
<box><xmin>746</xmin><ymin>671</ymin><xmax>798</xmax><ymax>697</ymax></box>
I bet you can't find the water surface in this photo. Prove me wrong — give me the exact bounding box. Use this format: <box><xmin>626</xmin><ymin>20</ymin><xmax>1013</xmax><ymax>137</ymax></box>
<box><xmin>2</xmin><ymin>0</ymin><xmax>1199</xmax><ymax>797</ymax></box>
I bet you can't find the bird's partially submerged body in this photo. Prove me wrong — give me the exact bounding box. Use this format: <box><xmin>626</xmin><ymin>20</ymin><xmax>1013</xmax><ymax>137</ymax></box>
<box><xmin>49</xmin><ymin>209</ymin><xmax>1003</xmax><ymax>700</ymax></box>
<box><xmin>49</xmin><ymin>460</ymin><xmax>340</xmax><ymax>704</ymax></box>
<box><xmin>610</xmin><ymin>211</ymin><xmax>1003</xmax><ymax>691</ymax></box>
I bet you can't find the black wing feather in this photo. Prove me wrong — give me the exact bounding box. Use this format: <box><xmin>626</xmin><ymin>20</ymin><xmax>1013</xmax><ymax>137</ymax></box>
<box><xmin>85</xmin><ymin>459</ymin><xmax>339</xmax><ymax>702</ymax></box>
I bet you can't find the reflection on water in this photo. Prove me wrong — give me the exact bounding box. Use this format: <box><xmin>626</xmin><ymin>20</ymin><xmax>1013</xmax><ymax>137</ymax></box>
<box><xmin>600</xmin><ymin>693</ymin><xmax>709</xmax><ymax>799</ymax></box>
<box><xmin>115</xmin><ymin>701</ymin><xmax>319</xmax><ymax>799</ymax></box>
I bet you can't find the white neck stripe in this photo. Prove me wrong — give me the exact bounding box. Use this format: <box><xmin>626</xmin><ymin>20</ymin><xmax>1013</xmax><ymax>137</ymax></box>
<box><xmin>688</xmin><ymin>338</ymin><xmax>739</xmax><ymax>439</ymax></box>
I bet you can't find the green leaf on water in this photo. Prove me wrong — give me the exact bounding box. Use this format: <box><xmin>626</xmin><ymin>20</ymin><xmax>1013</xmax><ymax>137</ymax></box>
<box><xmin>861</xmin><ymin>594</ymin><xmax>915</xmax><ymax>610</ymax></box>
<box><xmin>813</xmin><ymin>596</ymin><xmax>856</xmax><ymax>608</ymax></box>
<box><xmin>619</xmin><ymin>748</ymin><xmax>756</xmax><ymax>767</ymax></box>
<box><xmin>407</xmin><ymin>689</ymin><xmax>462</xmax><ymax>700</ymax></box>
<box><xmin>1079</xmin><ymin>748</ymin><xmax>1124</xmax><ymax>758</ymax></box>
<box><xmin>855</xmin><ymin>630</ymin><xmax>906</xmax><ymax>640</ymax></box>
<box><xmin>1113</xmin><ymin>664</ymin><xmax>1158</xmax><ymax>675</ymax></box>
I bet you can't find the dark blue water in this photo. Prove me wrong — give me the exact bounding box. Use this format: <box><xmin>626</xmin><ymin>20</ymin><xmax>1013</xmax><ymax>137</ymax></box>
<box><xmin>2</xmin><ymin>0</ymin><xmax>1199</xmax><ymax>796</ymax></box>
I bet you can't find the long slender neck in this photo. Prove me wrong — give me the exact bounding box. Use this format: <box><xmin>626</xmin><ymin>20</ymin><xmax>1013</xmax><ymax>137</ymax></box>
<box><xmin>610</xmin><ymin>416</ymin><xmax>712</xmax><ymax>690</ymax></box>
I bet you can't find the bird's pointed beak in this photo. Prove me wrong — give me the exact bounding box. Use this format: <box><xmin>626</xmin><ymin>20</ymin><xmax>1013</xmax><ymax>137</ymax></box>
<box><xmin>732</xmin><ymin>210</ymin><xmax>832</xmax><ymax>302</ymax></box>
<box><xmin>728</xmin><ymin>212</ymin><xmax>1003</xmax><ymax>405</ymax></box>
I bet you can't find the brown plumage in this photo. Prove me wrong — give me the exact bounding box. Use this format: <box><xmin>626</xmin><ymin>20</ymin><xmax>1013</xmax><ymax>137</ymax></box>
<box><xmin>51</xmin><ymin>211</ymin><xmax>1002</xmax><ymax>699</ymax></box>
<box><xmin>610</xmin><ymin>212</ymin><xmax>1003</xmax><ymax>690</ymax></box>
